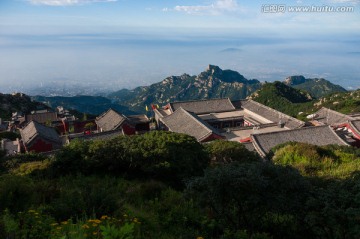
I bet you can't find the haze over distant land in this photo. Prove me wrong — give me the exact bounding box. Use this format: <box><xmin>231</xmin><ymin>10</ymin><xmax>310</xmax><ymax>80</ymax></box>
<box><xmin>0</xmin><ymin>0</ymin><xmax>359</xmax><ymax>95</ymax></box>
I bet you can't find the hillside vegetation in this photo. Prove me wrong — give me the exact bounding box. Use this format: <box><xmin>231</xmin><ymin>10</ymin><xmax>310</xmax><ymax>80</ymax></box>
<box><xmin>314</xmin><ymin>89</ymin><xmax>360</xmax><ymax>114</ymax></box>
<box><xmin>0</xmin><ymin>132</ymin><xmax>360</xmax><ymax>238</ymax></box>
<box><xmin>0</xmin><ymin>93</ymin><xmax>49</xmax><ymax>120</ymax></box>
<box><xmin>249</xmin><ymin>81</ymin><xmax>314</xmax><ymax>117</ymax></box>
<box><xmin>250</xmin><ymin>82</ymin><xmax>360</xmax><ymax>119</ymax></box>
<box><xmin>32</xmin><ymin>95</ymin><xmax>136</xmax><ymax>116</ymax></box>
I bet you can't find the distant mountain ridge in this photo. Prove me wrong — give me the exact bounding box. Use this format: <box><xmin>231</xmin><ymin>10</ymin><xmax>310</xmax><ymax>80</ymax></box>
<box><xmin>24</xmin><ymin>65</ymin><xmax>351</xmax><ymax>116</ymax></box>
<box><xmin>108</xmin><ymin>65</ymin><xmax>262</xmax><ymax>113</ymax></box>
<box><xmin>284</xmin><ymin>75</ymin><xmax>347</xmax><ymax>98</ymax></box>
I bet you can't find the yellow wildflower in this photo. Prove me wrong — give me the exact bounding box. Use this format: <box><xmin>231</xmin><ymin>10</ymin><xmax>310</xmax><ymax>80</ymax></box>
<box><xmin>61</xmin><ymin>221</ymin><xmax>68</xmax><ymax>225</ymax></box>
<box><xmin>197</xmin><ymin>237</ymin><xmax>204</xmax><ymax>239</ymax></box>
<box><xmin>92</xmin><ymin>223</ymin><xmax>97</xmax><ymax>227</ymax></box>
<box><xmin>94</xmin><ymin>219</ymin><xmax>101</xmax><ymax>224</ymax></box>
<box><xmin>51</xmin><ymin>223</ymin><xmax>58</xmax><ymax>226</ymax></box>
<box><xmin>28</xmin><ymin>210</ymin><xmax>36</xmax><ymax>213</ymax></box>
<box><xmin>100</xmin><ymin>215</ymin><xmax>108</xmax><ymax>220</ymax></box>
<box><xmin>56</xmin><ymin>227</ymin><xmax>62</xmax><ymax>230</ymax></box>
<box><xmin>82</xmin><ymin>224</ymin><xmax>90</xmax><ymax>229</ymax></box>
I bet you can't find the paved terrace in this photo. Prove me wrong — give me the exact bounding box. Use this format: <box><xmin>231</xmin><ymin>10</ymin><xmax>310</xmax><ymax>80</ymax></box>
<box><xmin>224</xmin><ymin>125</ymin><xmax>289</xmax><ymax>141</ymax></box>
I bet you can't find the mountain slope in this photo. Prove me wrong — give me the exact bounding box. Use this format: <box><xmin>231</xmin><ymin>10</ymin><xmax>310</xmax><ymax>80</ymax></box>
<box><xmin>108</xmin><ymin>65</ymin><xmax>262</xmax><ymax>113</ymax></box>
<box><xmin>32</xmin><ymin>95</ymin><xmax>136</xmax><ymax>116</ymax></box>
<box><xmin>313</xmin><ymin>89</ymin><xmax>360</xmax><ymax>114</ymax></box>
<box><xmin>249</xmin><ymin>81</ymin><xmax>314</xmax><ymax>117</ymax></box>
<box><xmin>0</xmin><ymin>93</ymin><xmax>50</xmax><ymax>120</ymax></box>
<box><xmin>284</xmin><ymin>75</ymin><xmax>347</xmax><ymax>98</ymax></box>
<box><xmin>250</xmin><ymin>82</ymin><xmax>359</xmax><ymax>119</ymax></box>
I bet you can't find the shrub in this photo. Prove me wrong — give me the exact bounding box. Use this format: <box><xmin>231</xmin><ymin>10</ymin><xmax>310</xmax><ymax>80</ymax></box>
<box><xmin>51</xmin><ymin>131</ymin><xmax>209</xmax><ymax>187</ymax></box>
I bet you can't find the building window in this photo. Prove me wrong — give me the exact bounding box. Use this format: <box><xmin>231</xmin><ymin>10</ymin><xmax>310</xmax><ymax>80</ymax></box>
<box><xmin>224</xmin><ymin>123</ymin><xmax>230</xmax><ymax>128</ymax></box>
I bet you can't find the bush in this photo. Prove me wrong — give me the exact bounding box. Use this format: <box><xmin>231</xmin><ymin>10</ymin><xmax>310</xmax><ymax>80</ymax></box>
<box><xmin>47</xmin><ymin>175</ymin><xmax>127</xmax><ymax>220</ymax></box>
<box><xmin>271</xmin><ymin>143</ymin><xmax>360</xmax><ymax>178</ymax></box>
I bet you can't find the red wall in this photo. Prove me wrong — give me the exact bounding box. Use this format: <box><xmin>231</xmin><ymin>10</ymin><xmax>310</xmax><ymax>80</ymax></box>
<box><xmin>26</xmin><ymin>138</ymin><xmax>57</xmax><ymax>153</ymax></box>
<box><xmin>55</xmin><ymin>120</ymin><xmax>97</xmax><ymax>134</ymax></box>
<box><xmin>122</xmin><ymin>123</ymin><xmax>136</xmax><ymax>135</ymax></box>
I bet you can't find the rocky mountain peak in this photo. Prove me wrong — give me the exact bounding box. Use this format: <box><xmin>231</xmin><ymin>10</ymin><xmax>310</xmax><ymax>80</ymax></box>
<box><xmin>207</xmin><ymin>64</ymin><xmax>222</xmax><ymax>75</ymax></box>
<box><xmin>284</xmin><ymin>75</ymin><xmax>307</xmax><ymax>85</ymax></box>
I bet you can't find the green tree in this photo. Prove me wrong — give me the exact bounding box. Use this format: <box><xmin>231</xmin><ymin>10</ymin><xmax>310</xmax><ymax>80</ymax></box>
<box><xmin>187</xmin><ymin>162</ymin><xmax>311</xmax><ymax>238</ymax></box>
<box><xmin>305</xmin><ymin>173</ymin><xmax>360</xmax><ymax>239</ymax></box>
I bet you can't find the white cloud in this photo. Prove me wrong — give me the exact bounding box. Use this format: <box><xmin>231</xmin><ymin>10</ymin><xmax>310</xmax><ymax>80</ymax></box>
<box><xmin>174</xmin><ymin>0</ymin><xmax>239</xmax><ymax>15</ymax></box>
<box><xmin>28</xmin><ymin>0</ymin><xmax>117</xmax><ymax>6</ymax></box>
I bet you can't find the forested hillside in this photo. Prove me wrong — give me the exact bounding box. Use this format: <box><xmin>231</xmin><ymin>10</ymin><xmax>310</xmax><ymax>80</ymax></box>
<box><xmin>0</xmin><ymin>93</ymin><xmax>49</xmax><ymax>119</ymax></box>
<box><xmin>314</xmin><ymin>89</ymin><xmax>360</xmax><ymax>114</ymax></box>
<box><xmin>249</xmin><ymin>81</ymin><xmax>314</xmax><ymax>117</ymax></box>
<box><xmin>250</xmin><ymin>82</ymin><xmax>360</xmax><ymax>119</ymax></box>
<box><xmin>32</xmin><ymin>95</ymin><xmax>136</xmax><ymax>116</ymax></box>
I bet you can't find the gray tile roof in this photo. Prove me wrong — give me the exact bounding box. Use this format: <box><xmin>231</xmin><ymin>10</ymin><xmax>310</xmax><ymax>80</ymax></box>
<box><xmin>251</xmin><ymin>125</ymin><xmax>348</xmax><ymax>157</ymax></box>
<box><xmin>314</xmin><ymin>107</ymin><xmax>355</xmax><ymax>126</ymax></box>
<box><xmin>349</xmin><ymin>120</ymin><xmax>360</xmax><ymax>136</ymax></box>
<box><xmin>68</xmin><ymin>130</ymin><xmax>123</xmax><ymax>141</ymax></box>
<box><xmin>26</xmin><ymin>112</ymin><xmax>58</xmax><ymax>124</ymax></box>
<box><xmin>240</xmin><ymin>100</ymin><xmax>305</xmax><ymax>129</ymax></box>
<box><xmin>20</xmin><ymin>121</ymin><xmax>61</xmax><ymax>145</ymax></box>
<box><xmin>170</xmin><ymin>98</ymin><xmax>236</xmax><ymax>114</ymax></box>
<box><xmin>160</xmin><ymin>107</ymin><xmax>222</xmax><ymax>142</ymax></box>
<box><xmin>95</xmin><ymin>109</ymin><xmax>127</xmax><ymax>131</ymax></box>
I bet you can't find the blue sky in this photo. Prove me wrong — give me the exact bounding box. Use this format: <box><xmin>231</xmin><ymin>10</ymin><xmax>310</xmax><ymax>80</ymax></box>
<box><xmin>0</xmin><ymin>0</ymin><xmax>359</xmax><ymax>93</ymax></box>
